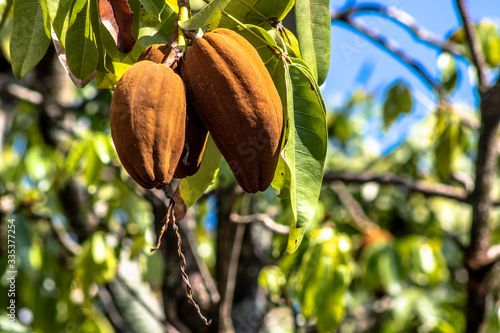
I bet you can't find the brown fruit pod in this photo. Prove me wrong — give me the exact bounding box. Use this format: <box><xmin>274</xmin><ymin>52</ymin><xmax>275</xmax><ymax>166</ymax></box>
<box><xmin>139</xmin><ymin>44</ymin><xmax>209</xmax><ymax>178</ymax></box>
<box><xmin>110</xmin><ymin>60</ymin><xmax>186</xmax><ymax>189</ymax></box>
<box><xmin>137</xmin><ymin>44</ymin><xmax>171</xmax><ymax>63</ymax></box>
<box><xmin>173</xmin><ymin>103</ymin><xmax>209</xmax><ymax>178</ymax></box>
<box><xmin>181</xmin><ymin>28</ymin><xmax>284</xmax><ymax>193</ymax></box>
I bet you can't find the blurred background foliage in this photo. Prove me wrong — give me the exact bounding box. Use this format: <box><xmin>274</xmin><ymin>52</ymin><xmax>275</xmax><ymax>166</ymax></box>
<box><xmin>1</xmin><ymin>0</ymin><xmax>500</xmax><ymax>333</ymax></box>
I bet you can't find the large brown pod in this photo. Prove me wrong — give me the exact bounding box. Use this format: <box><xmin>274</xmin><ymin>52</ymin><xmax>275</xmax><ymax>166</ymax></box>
<box><xmin>138</xmin><ymin>44</ymin><xmax>209</xmax><ymax>178</ymax></box>
<box><xmin>181</xmin><ymin>29</ymin><xmax>284</xmax><ymax>193</ymax></box>
<box><xmin>110</xmin><ymin>60</ymin><xmax>186</xmax><ymax>189</ymax></box>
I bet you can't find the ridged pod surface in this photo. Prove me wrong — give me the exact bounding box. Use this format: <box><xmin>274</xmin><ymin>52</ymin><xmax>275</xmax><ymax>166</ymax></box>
<box><xmin>138</xmin><ymin>43</ymin><xmax>209</xmax><ymax>178</ymax></box>
<box><xmin>181</xmin><ymin>29</ymin><xmax>283</xmax><ymax>193</ymax></box>
<box><xmin>110</xmin><ymin>61</ymin><xmax>186</xmax><ymax>189</ymax></box>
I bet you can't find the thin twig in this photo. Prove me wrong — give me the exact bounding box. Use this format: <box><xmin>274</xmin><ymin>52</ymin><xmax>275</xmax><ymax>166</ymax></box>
<box><xmin>229</xmin><ymin>213</ymin><xmax>290</xmax><ymax>235</ymax></box>
<box><xmin>333</xmin><ymin>5</ymin><xmax>465</xmax><ymax>57</ymax></box>
<box><xmin>334</xmin><ymin>14</ymin><xmax>446</xmax><ymax>98</ymax></box>
<box><xmin>455</xmin><ymin>0</ymin><xmax>488</xmax><ymax>91</ymax></box>
<box><xmin>330</xmin><ymin>181</ymin><xmax>380</xmax><ymax>233</ymax></box>
<box><xmin>51</xmin><ymin>217</ymin><xmax>82</xmax><ymax>256</ymax></box>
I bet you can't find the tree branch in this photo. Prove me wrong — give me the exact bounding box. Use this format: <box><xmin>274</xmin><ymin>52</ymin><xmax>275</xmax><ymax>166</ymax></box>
<box><xmin>230</xmin><ymin>213</ymin><xmax>290</xmax><ymax>235</ymax></box>
<box><xmin>332</xmin><ymin>11</ymin><xmax>446</xmax><ymax>98</ymax></box>
<box><xmin>333</xmin><ymin>4</ymin><xmax>465</xmax><ymax>58</ymax></box>
<box><xmin>324</xmin><ymin>171</ymin><xmax>470</xmax><ymax>202</ymax></box>
<box><xmin>330</xmin><ymin>181</ymin><xmax>380</xmax><ymax>233</ymax></box>
<box><xmin>455</xmin><ymin>0</ymin><xmax>488</xmax><ymax>91</ymax></box>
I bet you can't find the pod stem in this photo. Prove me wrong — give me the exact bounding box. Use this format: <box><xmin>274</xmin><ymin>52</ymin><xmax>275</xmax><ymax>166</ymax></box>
<box><xmin>177</xmin><ymin>1</ymin><xmax>191</xmax><ymax>52</ymax></box>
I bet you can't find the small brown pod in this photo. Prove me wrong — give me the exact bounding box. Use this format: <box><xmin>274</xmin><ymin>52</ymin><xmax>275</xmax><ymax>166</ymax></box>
<box><xmin>110</xmin><ymin>60</ymin><xmax>186</xmax><ymax>189</ymax></box>
<box><xmin>181</xmin><ymin>29</ymin><xmax>284</xmax><ymax>193</ymax></box>
<box><xmin>137</xmin><ymin>44</ymin><xmax>171</xmax><ymax>63</ymax></box>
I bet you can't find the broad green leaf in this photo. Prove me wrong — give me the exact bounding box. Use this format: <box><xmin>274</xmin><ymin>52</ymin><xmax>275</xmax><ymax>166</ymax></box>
<box><xmin>65</xmin><ymin>139</ymin><xmax>92</xmax><ymax>175</ymax></box>
<box><xmin>283</xmin><ymin>58</ymin><xmax>327</xmax><ymax>253</ymax></box>
<box><xmin>284</xmin><ymin>224</ymin><xmax>305</xmax><ymax>254</ymax></box>
<box><xmin>10</xmin><ymin>0</ymin><xmax>51</xmax><ymax>79</ymax></box>
<box><xmin>178</xmin><ymin>136</ymin><xmax>222</xmax><ymax>208</ymax></box>
<box><xmin>258</xmin><ymin>265</ymin><xmax>286</xmax><ymax>302</ymax></box>
<box><xmin>437</xmin><ymin>52</ymin><xmax>458</xmax><ymax>93</ymax></box>
<box><xmin>66</xmin><ymin>0</ymin><xmax>99</xmax><ymax>80</ymax></box>
<box><xmin>138</xmin><ymin>5</ymin><xmax>177</xmax><ymax>43</ymax></box>
<box><xmin>383</xmin><ymin>81</ymin><xmax>413</xmax><ymax>129</ymax></box>
<box><xmin>294</xmin><ymin>0</ymin><xmax>330</xmax><ymax>85</ymax></box>
<box><xmin>89</xmin><ymin>0</ymin><xmax>106</xmax><ymax>72</ymax></box>
<box><xmin>140</xmin><ymin>0</ymin><xmax>165</xmax><ymax>20</ymax></box>
<box><xmin>92</xmin><ymin>232</ymin><xmax>107</xmax><ymax>264</ymax></box>
<box><xmin>271</xmin><ymin>63</ymin><xmax>290</xmax><ymax>198</ymax></box>
<box><xmin>25</xmin><ymin>146</ymin><xmax>55</xmax><ymax>181</ymax></box>
<box><xmin>214</xmin><ymin>0</ymin><xmax>294</xmax><ymax>30</ymax></box>
<box><xmin>295</xmin><ymin>227</ymin><xmax>353</xmax><ymax>332</ymax></box>
<box><xmin>178</xmin><ymin>0</ymin><xmax>232</xmax><ymax>30</ymax></box>
<box><xmin>434</xmin><ymin>113</ymin><xmax>460</xmax><ymax>180</ymax></box>
<box><xmin>46</xmin><ymin>0</ymin><xmax>71</xmax><ymax>46</ymax></box>
<box><xmin>449</xmin><ymin>21</ymin><xmax>500</xmax><ymax>68</ymax></box>
<box><xmin>129</xmin><ymin>0</ymin><xmax>141</xmax><ymax>39</ymax></box>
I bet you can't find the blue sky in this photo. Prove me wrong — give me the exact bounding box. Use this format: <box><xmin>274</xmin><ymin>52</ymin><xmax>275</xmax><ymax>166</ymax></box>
<box><xmin>325</xmin><ymin>0</ymin><xmax>500</xmax><ymax>154</ymax></box>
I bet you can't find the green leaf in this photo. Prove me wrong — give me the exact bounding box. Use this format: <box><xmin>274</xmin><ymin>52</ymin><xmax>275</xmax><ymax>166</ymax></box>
<box><xmin>178</xmin><ymin>136</ymin><xmax>222</xmax><ymax>208</ymax></box>
<box><xmin>283</xmin><ymin>58</ymin><xmax>327</xmax><ymax>253</ymax></box>
<box><xmin>92</xmin><ymin>232</ymin><xmax>107</xmax><ymax>264</ymax></box>
<box><xmin>66</xmin><ymin>139</ymin><xmax>92</xmax><ymax>175</ymax></box>
<box><xmin>10</xmin><ymin>0</ymin><xmax>51</xmax><ymax>79</ymax></box>
<box><xmin>140</xmin><ymin>0</ymin><xmax>165</xmax><ymax>20</ymax></box>
<box><xmin>214</xmin><ymin>0</ymin><xmax>294</xmax><ymax>30</ymax></box>
<box><xmin>434</xmin><ymin>113</ymin><xmax>460</xmax><ymax>180</ymax></box>
<box><xmin>46</xmin><ymin>0</ymin><xmax>71</xmax><ymax>46</ymax></box>
<box><xmin>294</xmin><ymin>0</ymin><xmax>331</xmax><ymax>85</ymax></box>
<box><xmin>383</xmin><ymin>81</ymin><xmax>413</xmax><ymax>129</ymax></box>
<box><xmin>178</xmin><ymin>0</ymin><xmax>232</xmax><ymax>30</ymax></box>
<box><xmin>138</xmin><ymin>5</ymin><xmax>177</xmax><ymax>45</ymax></box>
<box><xmin>258</xmin><ymin>265</ymin><xmax>286</xmax><ymax>302</ymax></box>
<box><xmin>438</xmin><ymin>52</ymin><xmax>458</xmax><ymax>93</ymax></box>
<box><xmin>284</xmin><ymin>224</ymin><xmax>305</xmax><ymax>255</ymax></box>
<box><xmin>295</xmin><ymin>227</ymin><xmax>353</xmax><ymax>332</ymax></box>
<box><xmin>449</xmin><ymin>21</ymin><xmax>500</xmax><ymax>68</ymax></box>
<box><xmin>66</xmin><ymin>0</ymin><xmax>99</xmax><ymax>80</ymax></box>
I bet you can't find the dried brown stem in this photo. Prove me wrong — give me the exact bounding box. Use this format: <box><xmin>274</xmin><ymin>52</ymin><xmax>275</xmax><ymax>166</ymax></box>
<box><xmin>150</xmin><ymin>202</ymin><xmax>172</xmax><ymax>252</ymax></box>
<box><xmin>172</xmin><ymin>213</ymin><xmax>212</xmax><ymax>326</ymax></box>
